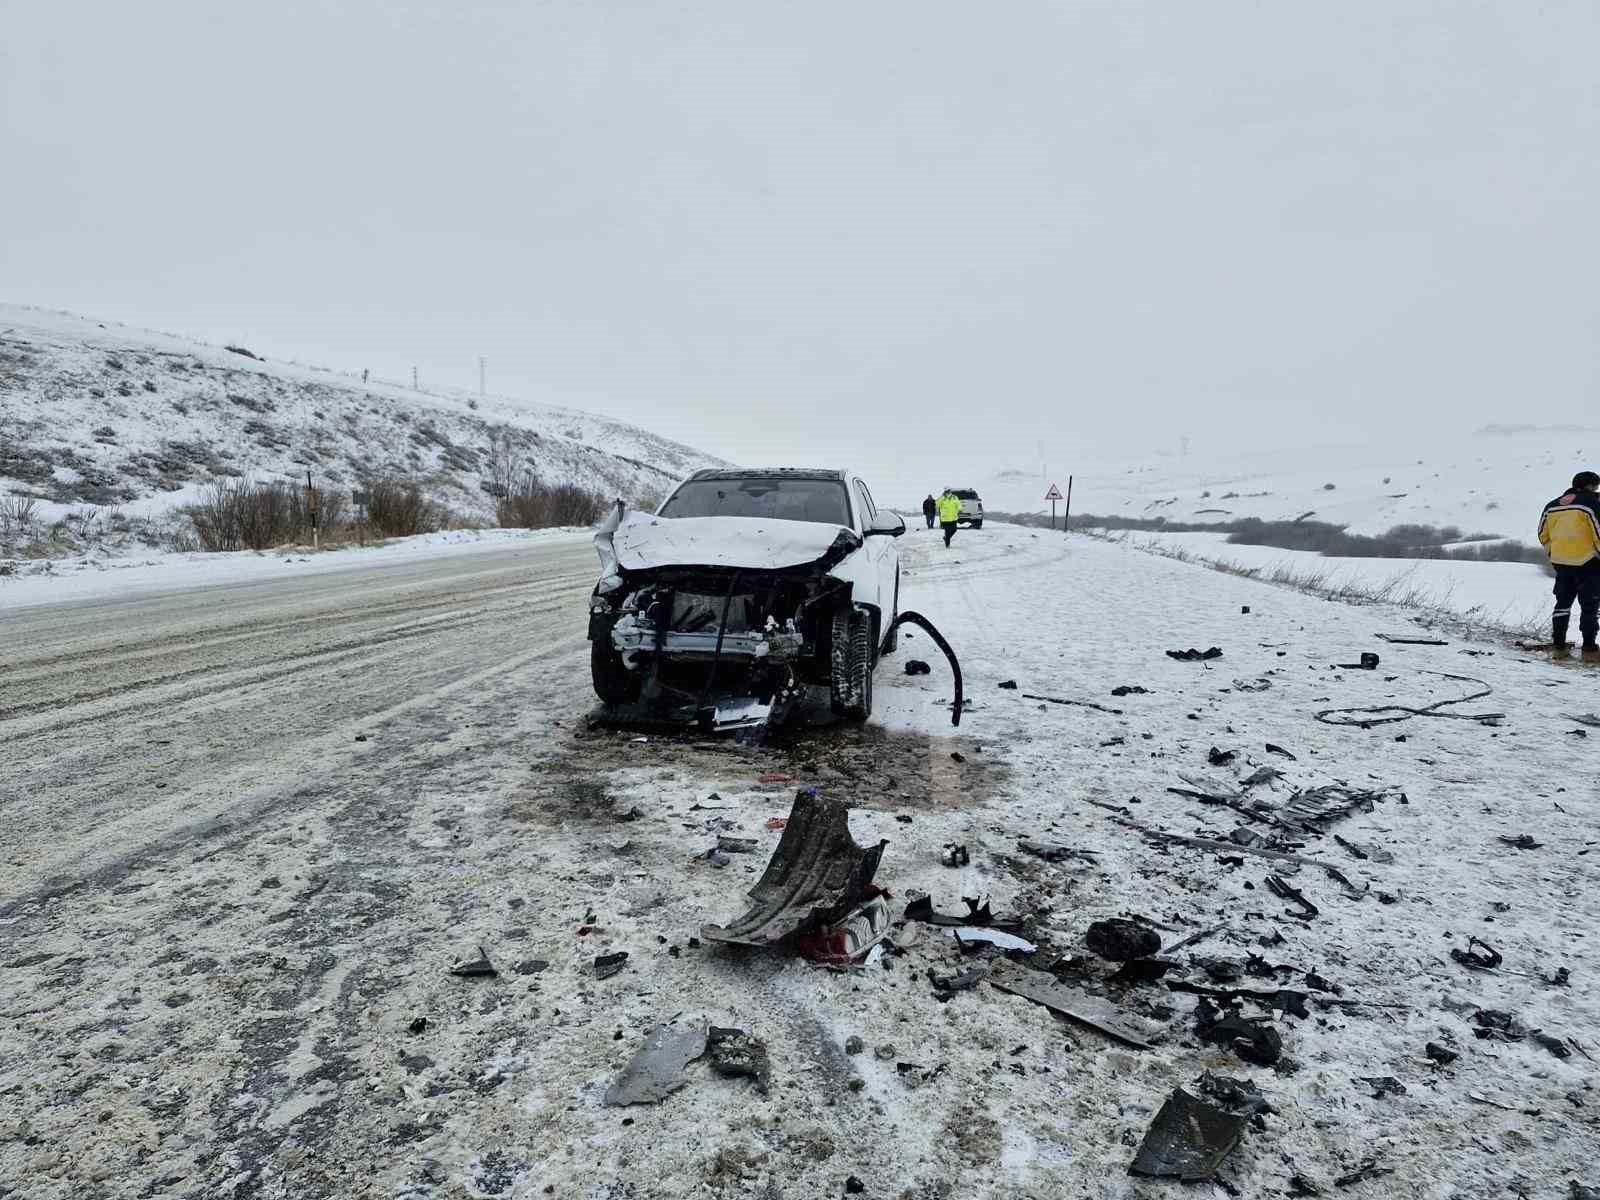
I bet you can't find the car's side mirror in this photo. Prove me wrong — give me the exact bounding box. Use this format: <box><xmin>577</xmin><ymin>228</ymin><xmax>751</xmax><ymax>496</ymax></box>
<box><xmin>866</xmin><ymin>512</ymin><xmax>906</xmax><ymax>538</ymax></box>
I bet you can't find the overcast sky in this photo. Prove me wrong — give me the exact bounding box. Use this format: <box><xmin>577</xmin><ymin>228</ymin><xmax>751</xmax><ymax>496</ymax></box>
<box><xmin>5</xmin><ymin>1</ymin><xmax>1597</xmax><ymax>501</ymax></box>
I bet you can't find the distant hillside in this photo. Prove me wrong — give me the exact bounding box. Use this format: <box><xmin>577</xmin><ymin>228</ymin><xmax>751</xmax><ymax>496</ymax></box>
<box><xmin>0</xmin><ymin>306</ymin><xmax>727</xmax><ymax>518</ymax></box>
<box><xmin>974</xmin><ymin>427</ymin><xmax>1598</xmax><ymax>542</ymax></box>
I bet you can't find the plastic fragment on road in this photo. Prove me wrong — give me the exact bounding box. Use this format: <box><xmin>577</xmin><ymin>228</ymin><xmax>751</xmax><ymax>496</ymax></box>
<box><xmin>707</xmin><ymin>1026</ymin><xmax>771</xmax><ymax>1094</ymax></box>
<box><xmin>1195</xmin><ymin>997</ymin><xmax>1283</xmax><ymax>1065</ymax></box>
<box><xmin>1128</xmin><ymin>1072</ymin><xmax>1266</xmax><ymax>1181</ymax></box>
<box><xmin>594</xmin><ymin>951</ymin><xmax>629</xmax><ymax>979</ymax></box>
<box><xmin>904</xmin><ymin>894</ymin><xmax>1023</xmax><ymax>931</ymax></box>
<box><xmin>604</xmin><ymin>1021</ymin><xmax>710</xmax><ymax>1107</ymax></box>
<box><xmin>449</xmin><ymin>945</ymin><xmax>498</xmax><ymax>978</ymax></box>
<box><xmin>948</xmin><ymin>926</ymin><xmax>1036</xmax><ymax>953</ymax></box>
<box><xmin>1497</xmin><ymin>834</ymin><xmax>1543</xmax><ymax>850</ymax></box>
<box><xmin>1167</xmin><ymin>647</ymin><xmax>1223</xmax><ymax>662</ymax></box>
<box><xmin>941</xmin><ymin>843</ymin><xmax>970</xmax><ymax>867</ymax></box>
<box><xmin>1451</xmin><ymin>937</ymin><xmax>1503</xmax><ymax>970</ymax></box>
<box><xmin>987</xmin><ymin>958</ymin><xmax>1154</xmax><ymax>1050</ymax></box>
<box><xmin>929</xmin><ymin>963</ymin><xmax>990</xmax><ymax>998</ymax></box>
<box><xmin>796</xmin><ymin>895</ymin><xmax>892</xmax><ymax>965</ymax></box>
<box><xmin>1017</xmin><ymin>839</ymin><xmax>1097</xmax><ymax>865</ymax></box>
<box><xmin>702</xmin><ymin>790</ymin><xmax>886</xmax><ymax>948</ymax></box>
<box><xmin>904</xmin><ymin>659</ymin><xmax>932</xmax><ymax>676</ymax></box>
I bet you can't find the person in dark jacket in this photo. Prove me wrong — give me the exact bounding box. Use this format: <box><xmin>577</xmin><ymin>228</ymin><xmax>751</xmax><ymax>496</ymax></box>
<box><xmin>1537</xmin><ymin>470</ymin><xmax>1600</xmax><ymax>658</ymax></box>
<box><xmin>922</xmin><ymin>494</ymin><xmax>937</xmax><ymax>529</ymax></box>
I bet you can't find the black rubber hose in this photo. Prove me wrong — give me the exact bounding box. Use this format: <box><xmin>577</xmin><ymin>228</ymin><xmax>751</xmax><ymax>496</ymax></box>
<box><xmin>698</xmin><ymin>571</ymin><xmax>740</xmax><ymax>710</ymax></box>
<box><xmin>888</xmin><ymin>610</ymin><xmax>963</xmax><ymax>726</ymax></box>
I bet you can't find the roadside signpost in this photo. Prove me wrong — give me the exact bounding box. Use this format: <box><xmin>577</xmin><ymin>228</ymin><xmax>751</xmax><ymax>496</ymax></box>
<box><xmin>1045</xmin><ymin>482</ymin><xmax>1063</xmax><ymax>530</ymax></box>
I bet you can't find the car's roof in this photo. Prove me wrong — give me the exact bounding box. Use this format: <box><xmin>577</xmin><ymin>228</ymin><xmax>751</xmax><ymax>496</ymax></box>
<box><xmin>687</xmin><ymin>468</ymin><xmax>850</xmax><ymax>483</ymax></box>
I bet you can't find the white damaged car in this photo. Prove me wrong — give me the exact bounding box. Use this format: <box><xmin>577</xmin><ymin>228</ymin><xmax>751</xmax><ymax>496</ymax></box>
<box><xmin>588</xmin><ymin>468</ymin><xmax>906</xmax><ymax>726</ymax></box>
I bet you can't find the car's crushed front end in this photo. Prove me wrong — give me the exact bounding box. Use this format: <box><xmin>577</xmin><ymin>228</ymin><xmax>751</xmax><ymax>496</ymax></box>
<box><xmin>588</xmin><ymin>503</ymin><xmax>866</xmax><ymax>729</ymax></box>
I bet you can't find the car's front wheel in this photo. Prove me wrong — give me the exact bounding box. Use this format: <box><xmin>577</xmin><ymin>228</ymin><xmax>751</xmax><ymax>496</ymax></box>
<box><xmin>829</xmin><ymin>605</ymin><xmax>874</xmax><ymax>721</ymax></box>
<box><xmin>591</xmin><ymin>638</ymin><xmax>640</xmax><ymax>705</ymax></box>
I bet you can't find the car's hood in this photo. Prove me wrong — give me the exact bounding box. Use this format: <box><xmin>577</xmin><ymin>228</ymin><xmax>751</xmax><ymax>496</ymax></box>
<box><xmin>612</xmin><ymin>514</ymin><xmax>862</xmax><ymax>572</ymax></box>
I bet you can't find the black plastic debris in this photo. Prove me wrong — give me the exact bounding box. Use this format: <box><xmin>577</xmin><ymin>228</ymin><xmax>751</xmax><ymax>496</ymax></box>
<box><xmin>1377</xmin><ymin>634</ymin><xmax>1447</xmax><ymax>645</ymax></box>
<box><xmin>513</xmin><ymin>959</ymin><xmax>549</xmax><ymax>977</ymax></box>
<box><xmin>1170</xmin><ymin>980</ymin><xmax>1310</xmax><ymax>1020</ymax></box>
<box><xmin>717</xmin><ymin>835</ymin><xmax>758</xmax><ymax>854</ymax></box>
<box><xmin>1128</xmin><ymin>1072</ymin><xmax>1266</xmax><ymax>1181</ymax></box>
<box><xmin>1571</xmin><ymin>1184</ymin><xmax>1600</xmax><ymax>1200</ymax></box>
<box><xmin>707</xmin><ymin>1026</ymin><xmax>772</xmax><ymax>1094</ymax></box>
<box><xmin>1334</xmin><ymin>1160</ymin><xmax>1395</xmax><ymax>1188</ymax></box>
<box><xmin>1497</xmin><ymin>834</ymin><xmax>1543</xmax><ymax>850</ymax></box>
<box><xmin>1546</xmin><ymin>967</ymin><xmax>1572</xmax><ymax>988</ymax></box>
<box><xmin>1335</xmin><ymin>653</ymin><xmax>1380</xmax><ymax>670</ymax></box>
<box><xmin>1276</xmin><ymin>786</ymin><xmax>1386</xmax><ymax>837</ymax></box>
<box><xmin>1265</xmin><ymin>743</ymin><xmax>1298</xmax><ymax>760</ymax></box>
<box><xmin>1266</xmin><ymin>875</ymin><xmax>1318</xmax><ymax>921</ymax></box>
<box><xmin>988</xmin><ymin>959</ymin><xmax>1155</xmax><ymax>1049</ymax></box>
<box><xmin>929</xmin><ymin>963</ymin><xmax>990</xmax><ymax>1000</ymax></box>
<box><xmin>904</xmin><ymin>660</ymin><xmax>932</xmax><ymax>676</ymax></box>
<box><xmin>450</xmin><ymin>945</ymin><xmax>498</xmax><ymax>978</ymax></box>
<box><xmin>1304</xmin><ymin>971</ymin><xmax>1341</xmax><ymax>995</ymax></box>
<box><xmin>845</xmin><ymin>1177</ymin><xmax>866</xmax><ymax>1195</ymax></box>
<box><xmin>594</xmin><ymin>952</ymin><xmax>629</xmax><ymax>979</ymax></box>
<box><xmin>1018</xmin><ymin>839</ymin><xmax>1097</xmax><ymax>865</ymax></box>
<box><xmin>1473</xmin><ymin>1009</ymin><xmax>1529</xmax><ymax>1041</ymax></box>
<box><xmin>1359</xmin><ymin>1076</ymin><xmax>1407</xmax><ymax>1099</ymax></box>
<box><xmin>1111</xmin><ymin>958</ymin><xmax>1178</xmax><ymax>986</ymax></box>
<box><xmin>941</xmin><ymin>844</ymin><xmax>970</xmax><ymax>868</ymax></box>
<box><xmin>905</xmin><ymin>895</ymin><xmax>1022</xmax><ymax>931</ymax></box>
<box><xmin>1425</xmin><ymin>1042</ymin><xmax>1458</xmax><ymax>1065</ymax></box>
<box><xmin>408</xmin><ymin>1017</ymin><xmax>428</xmax><ymax>1035</ymax></box>
<box><xmin>604</xmin><ymin>1022</ymin><xmax>710</xmax><ymax>1106</ymax></box>
<box><xmin>1112</xmin><ymin>685</ymin><xmax>1150</xmax><ymax>697</ymax></box>
<box><xmin>1451</xmin><ymin>937</ymin><xmax>1503</xmax><ymax>970</ymax></box>
<box><xmin>1086</xmin><ymin>918</ymin><xmax>1161</xmax><ymax>962</ymax></box>
<box><xmin>1207</xmin><ymin>747</ymin><xmax>1237</xmax><ymax>766</ymax></box>
<box><xmin>1241</xmin><ymin>766</ymin><xmax>1281</xmax><ymax>788</ymax></box>
<box><xmin>1333</xmin><ymin>835</ymin><xmax>1393</xmax><ymax>864</ymax></box>
<box><xmin>1196</xmin><ymin>998</ymin><xmax>1283</xmax><ymax>1065</ymax></box>
<box><xmin>1168</xmin><ymin>647</ymin><xmax>1224</xmax><ymax>662</ymax></box>
<box><xmin>998</xmin><ymin>679</ymin><xmax>1018</xmax><ymax>689</ymax></box>
<box><xmin>1533</xmin><ymin>1032</ymin><xmax>1574</xmax><ymax>1060</ymax></box>
<box><xmin>1288</xmin><ymin>1175</ymin><xmax>1323</xmax><ymax>1196</ymax></box>
<box><xmin>702</xmin><ymin>791</ymin><xmax>887</xmax><ymax>948</ymax></box>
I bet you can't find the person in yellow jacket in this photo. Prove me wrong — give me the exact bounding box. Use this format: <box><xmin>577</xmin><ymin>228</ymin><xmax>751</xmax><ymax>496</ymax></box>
<box><xmin>937</xmin><ymin>489</ymin><xmax>963</xmax><ymax>548</ymax></box>
<box><xmin>1537</xmin><ymin>470</ymin><xmax>1600</xmax><ymax>658</ymax></box>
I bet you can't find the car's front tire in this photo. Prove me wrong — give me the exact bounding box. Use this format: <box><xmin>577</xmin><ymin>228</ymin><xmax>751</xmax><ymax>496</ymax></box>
<box><xmin>829</xmin><ymin>606</ymin><xmax>874</xmax><ymax>721</ymax></box>
<box><xmin>591</xmin><ymin>638</ymin><xmax>640</xmax><ymax>705</ymax></box>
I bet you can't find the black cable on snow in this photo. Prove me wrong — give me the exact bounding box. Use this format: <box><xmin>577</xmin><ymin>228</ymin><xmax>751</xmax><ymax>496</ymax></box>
<box><xmin>889</xmin><ymin>610</ymin><xmax>963</xmax><ymax>727</ymax></box>
<box><xmin>1313</xmin><ymin>672</ymin><xmax>1503</xmax><ymax>728</ymax></box>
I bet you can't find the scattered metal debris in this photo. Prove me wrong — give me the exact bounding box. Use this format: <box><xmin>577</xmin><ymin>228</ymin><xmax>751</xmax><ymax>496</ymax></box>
<box><xmin>1086</xmin><ymin>918</ymin><xmax>1161</xmax><ymax>961</ymax></box>
<box><xmin>941</xmin><ymin>843</ymin><xmax>970</xmax><ymax>867</ymax></box>
<box><xmin>594</xmin><ymin>951</ymin><xmax>629</xmax><ymax>979</ymax></box>
<box><xmin>950</xmin><ymin>926</ymin><xmax>1037</xmax><ymax>953</ymax></box>
<box><xmin>1450</xmin><ymin>937</ymin><xmax>1503</xmax><ymax>970</ymax></box>
<box><xmin>1129</xmin><ymin>1072</ymin><xmax>1266</xmax><ymax>1181</ymax></box>
<box><xmin>987</xmin><ymin>959</ymin><xmax>1154</xmax><ymax>1049</ymax></box>
<box><xmin>1168</xmin><ymin>647</ymin><xmax>1224</xmax><ymax>662</ymax></box>
<box><xmin>702</xmin><ymin>791</ymin><xmax>887</xmax><ymax>948</ymax></box>
<box><xmin>449</xmin><ymin>945</ymin><xmax>498</xmax><ymax>978</ymax></box>
<box><xmin>707</xmin><ymin>1026</ymin><xmax>771</xmax><ymax>1094</ymax></box>
<box><xmin>1276</xmin><ymin>786</ymin><xmax>1386</xmax><ymax>837</ymax></box>
<box><xmin>604</xmin><ymin>1022</ymin><xmax>710</xmax><ymax>1106</ymax></box>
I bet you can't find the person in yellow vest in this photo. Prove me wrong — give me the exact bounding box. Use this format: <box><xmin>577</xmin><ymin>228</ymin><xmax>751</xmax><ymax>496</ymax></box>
<box><xmin>937</xmin><ymin>489</ymin><xmax>963</xmax><ymax>548</ymax></box>
<box><xmin>1538</xmin><ymin>470</ymin><xmax>1600</xmax><ymax>659</ymax></box>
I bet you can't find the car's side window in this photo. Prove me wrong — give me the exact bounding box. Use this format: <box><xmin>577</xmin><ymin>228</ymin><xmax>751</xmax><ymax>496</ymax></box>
<box><xmin>853</xmin><ymin>481</ymin><xmax>876</xmax><ymax>527</ymax></box>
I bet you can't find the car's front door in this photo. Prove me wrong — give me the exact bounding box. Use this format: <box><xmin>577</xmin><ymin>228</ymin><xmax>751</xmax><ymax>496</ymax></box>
<box><xmin>852</xmin><ymin>479</ymin><xmax>896</xmax><ymax>619</ymax></box>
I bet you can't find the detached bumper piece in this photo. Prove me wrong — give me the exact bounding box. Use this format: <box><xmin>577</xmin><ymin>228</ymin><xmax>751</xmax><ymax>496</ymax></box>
<box><xmin>701</xmin><ymin>790</ymin><xmax>887</xmax><ymax>951</ymax></box>
<box><xmin>1129</xmin><ymin>1073</ymin><xmax>1266</xmax><ymax>1181</ymax></box>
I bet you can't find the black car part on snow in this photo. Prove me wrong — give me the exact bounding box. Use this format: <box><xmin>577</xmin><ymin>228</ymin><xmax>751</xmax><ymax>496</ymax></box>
<box><xmin>887</xmin><ymin>610</ymin><xmax>963</xmax><ymax>726</ymax></box>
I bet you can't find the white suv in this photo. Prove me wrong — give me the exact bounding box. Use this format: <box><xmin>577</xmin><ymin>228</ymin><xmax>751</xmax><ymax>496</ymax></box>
<box><xmin>589</xmin><ymin>468</ymin><xmax>905</xmax><ymax>725</ymax></box>
<box><xmin>953</xmin><ymin>489</ymin><xmax>984</xmax><ymax>528</ymax></box>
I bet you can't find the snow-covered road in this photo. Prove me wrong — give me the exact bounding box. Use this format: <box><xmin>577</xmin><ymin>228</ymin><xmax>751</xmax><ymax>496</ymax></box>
<box><xmin>1</xmin><ymin>523</ymin><xmax>1593</xmax><ymax>1199</ymax></box>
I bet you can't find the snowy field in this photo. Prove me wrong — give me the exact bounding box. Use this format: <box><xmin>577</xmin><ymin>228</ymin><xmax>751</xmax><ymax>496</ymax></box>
<box><xmin>2</xmin><ymin>520</ymin><xmax>1593</xmax><ymax>1199</ymax></box>
<box><xmin>1122</xmin><ymin>529</ymin><xmax>1556</xmax><ymax>632</ymax></box>
<box><xmin>955</xmin><ymin>427</ymin><xmax>1595</xmax><ymax>543</ymax></box>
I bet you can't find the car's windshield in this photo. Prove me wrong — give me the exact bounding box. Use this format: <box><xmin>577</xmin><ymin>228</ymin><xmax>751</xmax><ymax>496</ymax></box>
<box><xmin>658</xmin><ymin>477</ymin><xmax>852</xmax><ymax>526</ymax></box>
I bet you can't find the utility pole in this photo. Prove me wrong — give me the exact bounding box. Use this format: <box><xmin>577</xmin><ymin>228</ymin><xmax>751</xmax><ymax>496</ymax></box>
<box><xmin>478</xmin><ymin>356</ymin><xmax>486</xmax><ymax>398</ymax></box>
<box><xmin>412</xmin><ymin>366</ymin><xmax>418</xmax><ymax>390</ymax></box>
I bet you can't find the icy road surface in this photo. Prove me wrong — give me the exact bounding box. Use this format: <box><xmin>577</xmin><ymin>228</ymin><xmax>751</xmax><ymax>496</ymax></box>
<box><xmin>1</xmin><ymin>523</ymin><xmax>1594</xmax><ymax>1199</ymax></box>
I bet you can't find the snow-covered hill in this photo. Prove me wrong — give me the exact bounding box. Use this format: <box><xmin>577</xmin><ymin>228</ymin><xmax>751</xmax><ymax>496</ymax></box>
<box><xmin>0</xmin><ymin>305</ymin><xmax>727</xmax><ymax>521</ymax></box>
<box><xmin>971</xmin><ymin>427</ymin><xmax>1599</xmax><ymax>541</ymax></box>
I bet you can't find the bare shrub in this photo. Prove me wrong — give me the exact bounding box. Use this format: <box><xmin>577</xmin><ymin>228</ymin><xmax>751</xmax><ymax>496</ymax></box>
<box><xmin>2</xmin><ymin>495</ymin><xmax>39</xmax><ymax>532</ymax></box>
<box><xmin>186</xmin><ymin>477</ymin><xmax>353</xmax><ymax>550</ymax></box>
<box><xmin>365</xmin><ymin>477</ymin><xmax>440</xmax><ymax>537</ymax></box>
<box><xmin>497</xmin><ymin>479</ymin><xmax>606</xmax><ymax>529</ymax></box>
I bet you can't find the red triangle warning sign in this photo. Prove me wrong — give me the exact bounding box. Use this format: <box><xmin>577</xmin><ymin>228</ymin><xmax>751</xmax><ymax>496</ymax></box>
<box><xmin>1044</xmin><ymin>483</ymin><xmax>1064</xmax><ymax>502</ymax></box>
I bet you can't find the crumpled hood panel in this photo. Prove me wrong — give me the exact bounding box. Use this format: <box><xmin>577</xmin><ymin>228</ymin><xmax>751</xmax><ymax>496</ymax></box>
<box><xmin>612</xmin><ymin>514</ymin><xmax>861</xmax><ymax>572</ymax></box>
